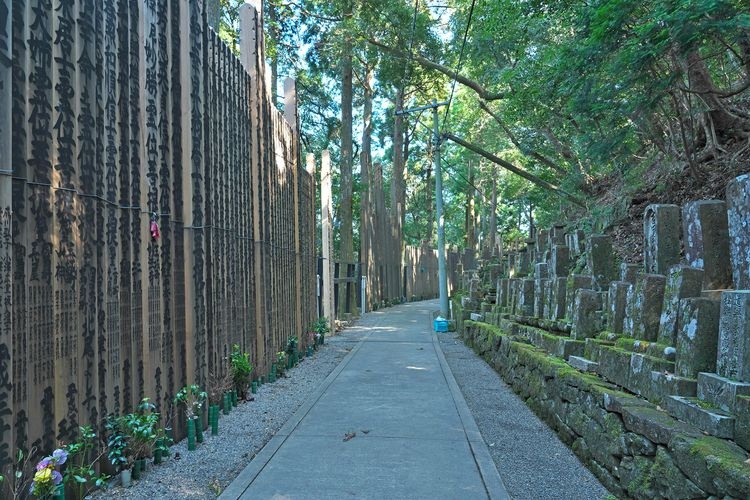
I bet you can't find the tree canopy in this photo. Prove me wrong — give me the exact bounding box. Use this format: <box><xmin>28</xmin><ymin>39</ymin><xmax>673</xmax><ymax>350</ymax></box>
<box><xmin>219</xmin><ymin>0</ymin><xmax>750</xmax><ymax>253</ymax></box>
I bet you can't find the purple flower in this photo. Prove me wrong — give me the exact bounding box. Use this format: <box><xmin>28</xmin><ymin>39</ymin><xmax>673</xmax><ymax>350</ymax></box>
<box><xmin>36</xmin><ymin>457</ymin><xmax>52</xmax><ymax>471</ymax></box>
<box><xmin>52</xmin><ymin>448</ymin><xmax>68</xmax><ymax>465</ymax></box>
<box><xmin>52</xmin><ymin>470</ymin><xmax>63</xmax><ymax>485</ymax></box>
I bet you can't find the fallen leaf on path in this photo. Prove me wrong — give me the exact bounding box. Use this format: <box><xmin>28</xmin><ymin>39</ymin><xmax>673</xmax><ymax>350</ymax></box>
<box><xmin>343</xmin><ymin>432</ymin><xmax>356</xmax><ymax>441</ymax></box>
<box><xmin>361</xmin><ymin>429</ymin><xmax>370</xmax><ymax>434</ymax></box>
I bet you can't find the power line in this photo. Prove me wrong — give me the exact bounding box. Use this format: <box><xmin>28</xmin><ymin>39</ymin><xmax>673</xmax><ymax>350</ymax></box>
<box><xmin>440</xmin><ymin>0</ymin><xmax>477</xmax><ymax>135</ymax></box>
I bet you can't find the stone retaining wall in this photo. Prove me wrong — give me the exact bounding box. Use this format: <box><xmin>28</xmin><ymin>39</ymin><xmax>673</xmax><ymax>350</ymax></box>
<box><xmin>461</xmin><ymin>316</ymin><xmax>750</xmax><ymax>499</ymax></box>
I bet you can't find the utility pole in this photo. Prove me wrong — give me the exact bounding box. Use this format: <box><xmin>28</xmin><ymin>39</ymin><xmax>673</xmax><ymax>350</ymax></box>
<box><xmin>396</xmin><ymin>99</ymin><xmax>449</xmax><ymax>317</ymax></box>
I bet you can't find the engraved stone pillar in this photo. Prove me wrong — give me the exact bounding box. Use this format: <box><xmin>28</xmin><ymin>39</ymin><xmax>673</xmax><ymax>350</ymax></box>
<box><xmin>717</xmin><ymin>291</ymin><xmax>750</xmax><ymax>382</ymax></box>
<box><xmin>497</xmin><ymin>277</ymin><xmax>509</xmax><ymax>308</ymax></box>
<box><xmin>657</xmin><ymin>265</ymin><xmax>704</xmax><ymax>346</ymax></box>
<box><xmin>534</xmin><ymin>263</ymin><xmax>548</xmax><ymax>317</ymax></box>
<box><xmin>620</xmin><ymin>263</ymin><xmax>640</xmax><ymax>284</ymax></box>
<box><xmin>518</xmin><ymin>278</ymin><xmax>535</xmax><ymax>316</ymax></box>
<box><xmin>565</xmin><ymin>274</ymin><xmax>594</xmax><ymax>320</ymax></box>
<box><xmin>586</xmin><ymin>234</ymin><xmax>618</xmax><ymax>290</ymax></box>
<box><xmin>727</xmin><ymin>175</ymin><xmax>750</xmax><ymax>289</ymax></box>
<box><xmin>535</xmin><ymin>229</ymin><xmax>549</xmax><ymax>263</ymax></box>
<box><xmin>608</xmin><ymin>281</ymin><xmax>630</xmax><ymax>334</ymax></box>
<box><xmin>551</xmin><ymin>245</ymin><xmax>570</xmax><ymax>278</ymax></box>
<box><xmin>643</xmin><ymin>204</ymin><xmax>680</xmax><ymax>275</ymax></box>
<box><xmin>623</xmin><ymin>274</ymin><xmax>666</xmax><ymax>341</ymax></box>
<box><xmin>571</xmin><ymin>289</ymin><xmax>603</xmax><ymax>340</ymax></box>
<box><xmin>551</xmin><ymin>277</ymin><xmax>567</xmax><ymax>320</ymax></box>
<box><xmin>683</xmin><ymin>200</ymin><xmax>732</xmax><ymax>290</ymax></box>
<box><xmin>675</xmin><ymin>298</ymin><xmax>720</xmax><ymax>378</ymax></box>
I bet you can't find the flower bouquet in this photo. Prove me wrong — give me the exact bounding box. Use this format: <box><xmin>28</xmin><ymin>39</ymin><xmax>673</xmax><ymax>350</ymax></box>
<box><xmin>30</xmin><ymin>449</ymin><xmax>67</xmax><ymax>498</ymax></box>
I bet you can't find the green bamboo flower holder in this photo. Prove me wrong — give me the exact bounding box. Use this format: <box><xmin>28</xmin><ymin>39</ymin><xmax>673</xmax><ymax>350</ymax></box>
<box><xmin>232</xmin><ymin>389</ymin><xmax>238</xmax><ymax>406</ymax></box>
<box><xmin>211</xmin><ymin>405</ymin><xmax>219</xmax><ymax>435</ymax></box>
<box><xmin>187</xmin><ymin>417</ymin><xmax>196</xmax><ymax>451</ymax></box>
<box><xmin>251</xmin><ymin>381</ymin><xmax>258</xmax><ymax>394</ymax></box>
<box><xmin>223</xmin><ymin>393</ymin><xmax>230</xmax><ymax>415</ymax></box>
<box><xmin>195</xmin><ymin>414</ymin><xmax>204</xmax><ymax>443</ymax></box>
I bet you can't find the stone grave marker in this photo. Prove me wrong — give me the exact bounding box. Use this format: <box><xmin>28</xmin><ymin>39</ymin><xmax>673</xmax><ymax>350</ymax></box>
<box><xmin>643</xmin><ymin>204</ymin><xmax>680</xmax><ymax>275</ymax></box>
<box><xmin>727</xmin><ymin>174</ymin><xmax>750</xmax><ymax>289</ymax></box>
<box><xmin>551</xmin><ymin>245</ymin><xmax>570</xmax><ymax>278</ymax></box>
<box><xmin>586</xmin><ymin>234</ymin><xmax>618</xmax><ymax>290</ymax></box>
<box><xmin>624</xmin><ymin>274</ymin><xmax>666</xmax><ymax>341</ymax></box>
<box><xmin>620</xmin><ymin>263</ymin><xmax>640</xmax><ymax>284</ymax></box>
<box><xmin>657</xmin><ymin>265</ymin><xmax>705</xmax><ymax>346</ymax></box>
<box><xmin>608</xmin><ymin>281</ymin><xmax>630</xmax><ymax>334</ymax></box>
<box><xmin>675</xmin><ymin>298</ymin><xmax>720</xmax><ymax>378</ymax></box>
<box><xmin>565</xmin><ymin>274</ymin><xmax>594</xmax><ymax>320</ymax></box>
<box><xmin>717</xmin><ymin>291</ymin><xmax>750</xmax><ymax>382</ymax></box>
<box><xmin>683</xmin><ymin>200</ymin><xmax>732</xmax><ymax>289</ymax></box>
<box><xmin>571</xmin><ymin>289</ymin><xmax>603</xmax><ymax>339</ymax></box>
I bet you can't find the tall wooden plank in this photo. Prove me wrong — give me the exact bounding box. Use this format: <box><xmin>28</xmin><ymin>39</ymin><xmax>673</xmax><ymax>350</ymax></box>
<box><xmin>76</xmin><ymin>0</ymin><xmax>99</xmax><ymax>431</ymax></box>
<box><xmin>239</xmin><ymin>2</ymin><xmax>267</xmax><ymax>373</ymax></box>
<box><xmin>168</xmin><ymin>0</ymin><xmax>184</xmax><ymax>413</ymax></box>
<box><xmin>10</xmin><ymin>0</ymin><xmax>31</xmax><ymax>459</ymax></box>
<box><xmin>0</xmin><ymin>0</ymin><xmax>13</xmax><ymax>471</ymax></box>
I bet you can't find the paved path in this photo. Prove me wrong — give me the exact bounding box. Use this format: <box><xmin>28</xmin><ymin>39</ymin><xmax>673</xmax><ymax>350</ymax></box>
<box><xmin>221</xmin><ymin>300</ymin><xmax>509</xmax><ymax>500</ymax></box>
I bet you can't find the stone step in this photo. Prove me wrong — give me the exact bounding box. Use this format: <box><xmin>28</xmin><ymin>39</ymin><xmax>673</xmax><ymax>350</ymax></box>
<box><xmin>567</xmin><ymin>355</ymin><xmax>599</xmax><ymax>373</ymax></box>
<box><xmin>664</xmin><ymin>395</ymin><xmax>735</xmax><ymax>439</ymax></box>
<box><xmin>697</xmin><ymin>372</ymin><xmax>750</xmax><ymax>412</ymax></box>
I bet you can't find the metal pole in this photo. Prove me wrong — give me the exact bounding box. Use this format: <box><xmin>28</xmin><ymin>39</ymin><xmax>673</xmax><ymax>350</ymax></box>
<box><xmin>432</xmin><ymin>100</ymin><xmax>449</xmax><ymax>317</ymax></box>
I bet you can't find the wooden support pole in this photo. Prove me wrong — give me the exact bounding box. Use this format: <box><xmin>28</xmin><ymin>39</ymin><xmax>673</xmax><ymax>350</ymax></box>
<box><xmin>321</xmin><ymin>151</ymin><xmax>335</xmax><ymax>332</ymax></box>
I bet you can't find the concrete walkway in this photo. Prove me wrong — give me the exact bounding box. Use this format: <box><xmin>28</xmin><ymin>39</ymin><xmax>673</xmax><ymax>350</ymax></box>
<box><xmin>221</xmin><ymin>300</ymin><xmax>509</xmax><ymax>500</ymax></box>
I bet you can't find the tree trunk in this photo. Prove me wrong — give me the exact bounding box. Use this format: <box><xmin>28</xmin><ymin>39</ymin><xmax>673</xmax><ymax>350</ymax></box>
<box><xmin>489</xmin><ymin>176</ymin><xmax>497</xmax><ymax>257</ymax></box>
<box><xmin>339</xmin><ymin>0</ymin><xmax>354</xmax><ymax>314</ymax></box>
<box><xmin>465</xmin><ymin>161</ymin><xmax>476</xmax><ymax>254</ymax></box>
<box><xmin>360</xmin><ymin>67</ymin><xmax>373</xmax><ymax>309</ymax></box>
<box><xmin>685</xmin><ymin>50</ymin><xmax>744</xmax><ymax>140</ymax></box>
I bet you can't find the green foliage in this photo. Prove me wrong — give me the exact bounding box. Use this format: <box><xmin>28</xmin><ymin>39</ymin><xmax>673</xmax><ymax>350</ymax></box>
<box><xmin>0</xmin><ymin>447</ymin><xmax>35</xmax><ymax>500</ymax></box>
<box><xmin>229</xmin><ymin>345</ymin><xmax>253</xmax><ymax>396</ymax></box>
<box><xmin>276</xmin><ymin>351</ymin><xmax>288</xmax><ymax>376</ymax></box>
<box><xmin>174</xmin><ymin>385</ymin><xmax>208</xmax><ymax>420</ymax></box>
<box><xmin>64</xmin><ymin>426</ymin><xmax>110</xmax><ymax>500</ymax></box>
<box><xmin>286</xmin><ymin>336</ymin><xmax>299</xmax><ymax>355</ymax></box>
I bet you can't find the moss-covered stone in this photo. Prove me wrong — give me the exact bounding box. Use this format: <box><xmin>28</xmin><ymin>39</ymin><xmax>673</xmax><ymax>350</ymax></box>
<box><xmin>650</xmin><ymin>446</ymin><xmax>705</xmax><ymax>499</ymax></box>
<box><xmin>619</xmin><ymin>455</ymin><xmax>655</xmax><ymax>497</ymax></box>
<box><xmin>735</xmin><ymin>395</ymin><xmax>750</xmax><ymax>452</ymax></box>
<box><xmin>458</xmin><ymin>313</ymin><xmax>750</xmax><ymax>499</ymax></box>
<box><xmin>669</xmin><ymin>433</ymin><xmax>750</xmax><ymax>497</ymax></box>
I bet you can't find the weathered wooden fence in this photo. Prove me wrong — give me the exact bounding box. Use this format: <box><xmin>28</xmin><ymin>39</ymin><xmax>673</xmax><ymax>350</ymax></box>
<box><xmin>0</xmin><ymin>0</ymin><xmax>316</xmax><ymax>470</ymax></box>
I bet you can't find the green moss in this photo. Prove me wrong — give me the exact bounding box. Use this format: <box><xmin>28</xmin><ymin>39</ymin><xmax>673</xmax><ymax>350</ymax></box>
<box><xmin>695</xmin><ymin>399</ymin><xmax>718</xmax><ymax>410</ymax></box>
<box><xmin>616</xmin><ymin>337</ymin><xmax>641</xmax><ymax>351</ymax></box>
<box><xmin>689</xmin><ymin>435</ymin><xmax>750</xmax><ymax>477</ymax></box>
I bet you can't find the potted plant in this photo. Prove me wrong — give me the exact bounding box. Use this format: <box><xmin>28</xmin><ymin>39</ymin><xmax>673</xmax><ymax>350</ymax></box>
<box><xmin>314</xmin><ymin>317</ymin><xmax>330</xmax><ymax>345</ymax></box>
<box><xmin>123</xmin><ymin>399</ymin><xmax>160</xmax><ymax>479</ymax></box>
<box><xmin>275</xmin><ymin>351</ymin><xmax>287</xmax><ymax>378</ymax></box>
<box><xmin>286</xmin><ymin>336</ymin><xmax>299</xmax><ymax>368</ymax></box>
<box><xmin>105</xmin><ymin>415</ymin><xmax>132</xmax><ymax>487</ymax></box>
<box><xmin>207</xmin><ymin>369</ymin><xmax>232</xmax><ymax>435</ymax></box>
<box><xmin>173</xmin><ymin>385</ymin><xmax>207</xmax><ymax>451</ymax></box>
<box><xmin>229</xmin><ymin>344</ymin><xmax>253</xmax><ymax>400</ymax></box>
<box><xmin>63</xmin><ymin>425</ymin><xmax>109</xmax><ymax>499</ymax></box>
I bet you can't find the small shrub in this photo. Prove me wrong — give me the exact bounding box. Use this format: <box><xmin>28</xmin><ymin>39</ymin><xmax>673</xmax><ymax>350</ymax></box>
<box><xmin>229</xmin><ymin>345</ymin><xmax>253</xmax><ymax>398</ymax></box>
